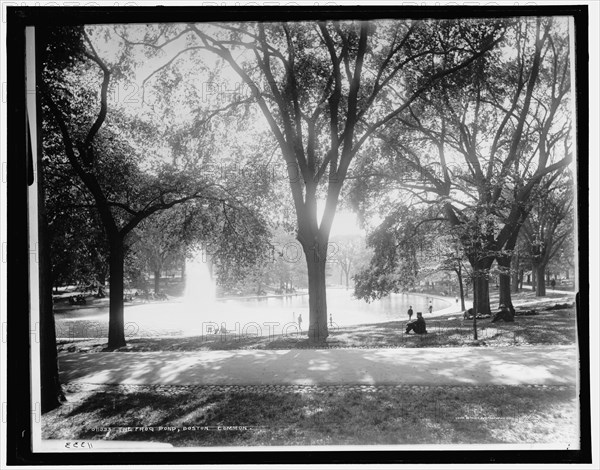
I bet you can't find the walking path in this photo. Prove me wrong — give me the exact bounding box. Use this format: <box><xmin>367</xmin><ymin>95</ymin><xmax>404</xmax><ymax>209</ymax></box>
<box><xmin>58</xmin><ymin>345</ymin><xmax>577</xmax><ymax>387</ymax></box>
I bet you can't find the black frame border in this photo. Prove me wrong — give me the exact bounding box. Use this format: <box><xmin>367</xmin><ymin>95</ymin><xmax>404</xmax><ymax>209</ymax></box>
<box><xmin>5</xmin><ymin>4</ymin><xmax>591</xmax><ymax>466</ymax></box>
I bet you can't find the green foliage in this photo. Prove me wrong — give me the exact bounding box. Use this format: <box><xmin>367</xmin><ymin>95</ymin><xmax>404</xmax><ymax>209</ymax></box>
<box><xmin>41</xmin><ymin>25</ymin><xmax>273</xmax><ymax>296</ymax></box>
<box><xmin>209</xmin><ymin>202</ymin><xmax>272</xmax><ymax>289</ymax></box>
<box><xmin>354</xmin><ymin>207</ymin><xmax>432</xmax><ymax>302</ymax></box>
<box><xmin>350</xmin><ymin>16</ymin><xmax>572</xmax><ymax>312</ymax></box>
<box><xmin>42</xmin><ymin>83</ymin><xmax>109</xmax><ymax>286</ymax></box>
<box><xmin>522</xmin><ymin>171</ymin><xmax>574</xmax><ymax>272</ymax></box>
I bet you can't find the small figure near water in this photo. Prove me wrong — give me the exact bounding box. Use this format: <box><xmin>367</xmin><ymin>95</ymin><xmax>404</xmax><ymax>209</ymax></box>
<box><xmin>407</xmin><ymin>305</ymin><xmax>413</xmax><ymax>321</ymax></box>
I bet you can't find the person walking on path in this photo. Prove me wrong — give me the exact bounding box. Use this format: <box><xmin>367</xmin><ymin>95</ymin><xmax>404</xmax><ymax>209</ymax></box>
<box><xmin>407</xmin><ymin>306</ymin><xmax>413</xmax><ymax>321</ymax></box>
<box><xmin>298</xmin><ymin>313</ymin><xmax>303</xmax><ymax>332</ymax></box>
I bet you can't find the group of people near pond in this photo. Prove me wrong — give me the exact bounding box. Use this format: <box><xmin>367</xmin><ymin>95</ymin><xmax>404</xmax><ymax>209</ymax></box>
<box><xmin>291</xmin><ymin>295</ymin><xmax>525</xmax><ymax>340</ymax></box>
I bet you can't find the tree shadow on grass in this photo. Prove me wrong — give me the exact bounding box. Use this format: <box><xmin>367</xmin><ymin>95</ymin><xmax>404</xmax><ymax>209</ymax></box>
<box><xmin>44</xmin><ymin>384</ymin><xmax>578</xmax><ymax>446</ymax></box>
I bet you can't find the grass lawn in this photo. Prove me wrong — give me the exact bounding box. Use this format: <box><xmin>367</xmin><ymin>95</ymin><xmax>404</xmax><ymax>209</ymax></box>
<box><xmin>46</xmin><ymin>290</ymin><xmax>579</xmax><ymax>448</ymax></box>
<box><xmin>42</xmin><ymin>383</ymin><xmax>578</xmax><ymax>447</ymax></box>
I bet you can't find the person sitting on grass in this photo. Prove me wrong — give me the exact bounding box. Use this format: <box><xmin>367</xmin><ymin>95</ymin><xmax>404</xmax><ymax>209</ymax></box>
<box><xmin>406</xmin><ymin>311</ymin><xmax>428</xmax><ymax>335</ymax></box>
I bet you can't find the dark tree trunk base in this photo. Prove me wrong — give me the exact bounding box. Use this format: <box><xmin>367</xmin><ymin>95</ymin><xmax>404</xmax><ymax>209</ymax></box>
<box><xmin>304</xmin><ymin>246</ymin><xmax>329</xmax><ymax>345</ymax></box>
<box><xmin>108</xmin><ymin>236</ymin><xmax>126</xmax><ymax>349</ymax></box>
<box><xmin>472</xmin><ymin>271</ymin><xmax>492</xmax><ymax>316</ymax></box>
<box><xmin>498</xmin><ymin>257</ymin><xmax>516</xmax><ymax>318</ymax></box>
<box><xmin>154</xmin><ymin>270</ymin><xmax>161</xmax><ymax>294</ymax></box>
<box><xmin>535</xmin><ymin>264</ymin><xmax>547</xmax><ymax>296</ymax></box>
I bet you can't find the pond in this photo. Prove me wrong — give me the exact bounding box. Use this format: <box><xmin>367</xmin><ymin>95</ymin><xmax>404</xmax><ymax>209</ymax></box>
<box><xmin>54</xmin><ymin>288</ymin><xmax>451</xmax><ymax>339</ymax></box>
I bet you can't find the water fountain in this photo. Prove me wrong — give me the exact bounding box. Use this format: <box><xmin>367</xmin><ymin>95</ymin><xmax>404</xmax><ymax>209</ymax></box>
<box><xmin>183</xmin><ymin>249</ymin><xmax>216</xmax><ymax>306</ymax></box>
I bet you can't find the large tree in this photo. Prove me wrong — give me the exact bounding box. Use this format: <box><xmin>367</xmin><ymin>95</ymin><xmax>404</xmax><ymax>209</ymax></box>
<box><xmin>129</xmin><ymin>19</ymin><xmax>505</xmax><ymax>343</ymax></box>
<box><xmin>41</xmin><ymin>26</ymin><xmax>258</xmax><ymax>348</ymax></box>
<box><xmin>350</xmin><ymin>17</ymin><xmax>572</xmax><ymax>317</ymax></box>
<box><xmin>35</xmin><ymin>25</ymin><xmax>85</xmax><ymax>412</ymax></box>
<box><xmin>43</xmin><ymin>132</ymin><xmax>109</xmax><ymax>289</ymax></box>
<box><xmin>523</xmin><ymin>172</ymin><xmax>574</xmax><ymax>296</ymax></box>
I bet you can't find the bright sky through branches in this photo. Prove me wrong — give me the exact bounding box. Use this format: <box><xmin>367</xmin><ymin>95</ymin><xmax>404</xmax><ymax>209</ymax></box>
<box><xmin>318</xmin><ymin>205</ymin><xmax>363</xmax><ymax>238</ymax></box>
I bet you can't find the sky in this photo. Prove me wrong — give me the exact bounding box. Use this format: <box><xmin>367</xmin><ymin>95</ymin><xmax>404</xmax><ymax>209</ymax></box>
<box><xmin>325</xmin><ymin>207</ymin><xmax>363</xmax><ymax>238</ymax></box>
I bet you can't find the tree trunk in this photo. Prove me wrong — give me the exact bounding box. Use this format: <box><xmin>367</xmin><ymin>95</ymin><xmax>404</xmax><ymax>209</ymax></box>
<box><xmin>41</xmin><ymin>249</ymin><xmax>64</xmax><ymax>412</ymax></box>
<box><xmin>107</xmin><ymin>236</ymin><xmax>126</xmax><ymax>349</ymax></box>
<box><xmin>511</xmin><ymin>270</ymin><xmax>520</xmax><ymax>293</ymax></box>
<box><xmin>154</xmin><ymin>269</ymin><xmax>161</xmax><ymax>294</ymax></box>
<box><xmin>473</xmin><ymin>260</ymin><xmax>493</xmax><ymax>340</ymax></box>
<box><xmin>511</xmin><ymin>252</ymin><xmax>520</xmax><ymax>293</ymax></box>
<box><xmin>456</xmin><ymin>265</ymin><xmax>466</xmax><ymax>311</ymax></box>
<box><xmin>345</xmin><ymin>270</ymin><xmax>350</xmax><ymax>289</ymax></box>
<box><xmin>536</xmin><ymin>264</ymin><xmax>547</xmax><ymax>296</ymax></box>
<box><xmin>518</xmin><ymin>269</ymin><xmax>524</xmax><ymax>290</ymax></box>
<box><xmin>207</xmin><ymin>255</ymin><xmax>214</xmax><ymax>281</ymax></box>
<box><xmin>471</xmin><ymin>261</ymin><xmax>492</xmax><ymax>316</ymax></box>
<box><xmin>497</xmin><ymin>256</ymin><xmax>515</xmax><ymax>319</ymax></box>
<box><xmin>304</xmin><ymin>247</ymin><xmax>329</xmax><ymax>344</ymax></box>
<box><xmin>38</xmin><ymin>147</ymin><xmax>64</xmax><ymax>413</ymax></box>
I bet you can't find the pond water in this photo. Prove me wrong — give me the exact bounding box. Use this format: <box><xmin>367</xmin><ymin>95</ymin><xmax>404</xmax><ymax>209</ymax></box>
<box><xmin>55</xmin><ymin>254</ymin><xmax>451</xmax><ymax>339</ymax></box>
<box><xmin>54</xmin><ymin>288</ymin><xmax>451</xmax><ymax>339</ymax></box>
